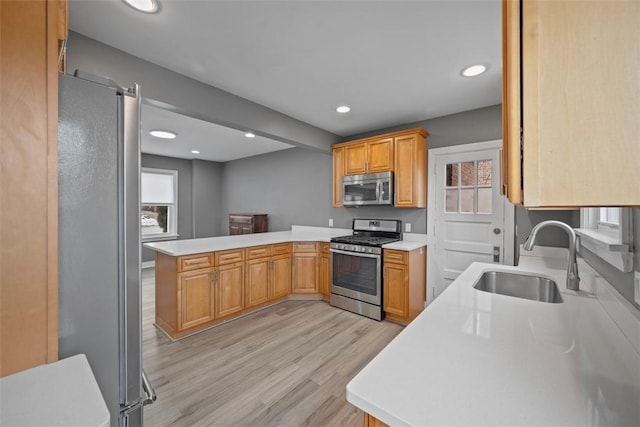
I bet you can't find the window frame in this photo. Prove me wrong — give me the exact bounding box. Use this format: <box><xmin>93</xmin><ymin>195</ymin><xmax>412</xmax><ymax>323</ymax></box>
<box><xmin>576</xmin><ymin>207</ymin><xmax>633</xmax><ymax>272</ymax></box>
<box><xmin>141</xmin><ymin>167</ymin><xmax>179</xmax><ymax>242</ymax></box>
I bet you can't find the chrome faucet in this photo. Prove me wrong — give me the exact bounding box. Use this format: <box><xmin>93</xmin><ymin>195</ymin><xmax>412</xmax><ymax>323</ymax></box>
<box><xmin>522</xmin><ymin>220</ymin><xmax>580</xmax><ymax>291</ymax></box>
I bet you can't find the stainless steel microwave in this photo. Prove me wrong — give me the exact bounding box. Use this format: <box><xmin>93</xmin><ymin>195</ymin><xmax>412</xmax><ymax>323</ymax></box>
<box><xmin>342</xmin><ymin>172</ymin><xmax>393</xmax><ymax>207</ymax></box>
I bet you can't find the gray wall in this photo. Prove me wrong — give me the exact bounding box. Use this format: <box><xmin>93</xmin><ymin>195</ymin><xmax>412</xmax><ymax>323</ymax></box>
<box><xmin>66</xmin><ymin>32</ymin><xmax>339</xmax><ymax>152</ymax></box>
<box><xmin>220</xmin><ymin>147</ymin><xmax>426</xmax><ymax>234</ymax></box>
<box><xmin>192</xmin><ymin>159</ymin><xmax>224</xmax><ymax>238</ymax></box>
<box><xmin>141</xmin><ymin>154</ymin><xmax>223</xmax><ymax>262</ymax></box>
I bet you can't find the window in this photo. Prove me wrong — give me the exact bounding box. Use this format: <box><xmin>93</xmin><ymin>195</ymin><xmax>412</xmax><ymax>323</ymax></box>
<box><xmin>445</xmin><ymin>159</ymin><xmax>493</xmax><ymax>214</ymax></box>
<box><xmin>576</xmin><ymin>207</ymin><xmax>633</xmax><ymax>272</ymax></box>
<box><xmin>141</xmin><ymin>168</ymin><xmax>178</xmax><ymax>241</ymax></box>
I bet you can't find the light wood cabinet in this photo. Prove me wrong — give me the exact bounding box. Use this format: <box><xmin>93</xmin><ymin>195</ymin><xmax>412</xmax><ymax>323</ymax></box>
<box><xmin>502</xmin><ymin>0</ymin><xmax>640</xmax><ymax>207</ymax></box>
<box><xmin>215</xmin><ymin>261</ymin><xmax>244</xmax><ymax>318</ymax></box>
<box><xmin>1</xmin><ymin>0</ymin><xmax>68</xmax><ymax>377</ymax></box>
<box><xmin>333</xmin><ymin>128</ymin><xmax>428</xmax><ymax>208</ymax></box>
<box><xmin>246</xmin><ymin>258</ymin><xmax>270</xmax><ymax>308</ymax></box>
<box><xmin>271</xmin><ymin>242</ymin><xmax>292</xmax><ymax>300</ymax></box>
<box><xmin>154</xmin><ymin>241</ymin><xmax>322</xmax><ymax>339</ymax></box>
<box><xmin>383</xmin><ymin>248</ymin><xmax>426</xmax><ymax>324</ymax></box>
<box><xmin>271</xmin><ymin>254</ymin><xmax>292</xmax><ymax>300</ymax></box>
<box><xmin>344</xmin><ymin>138</ymin><xmax>393</xmax><ymax>175</ymax></box>
<box><xmin>318</xmin><ymin>243</ymin><xmax>331</xmax><ymax>301</ymax></box>
<box><xmin>364</xmin><ymin>413</ymin><xmax>389</xmax><ymax>427</ymax></box>
<box><xmin>292</xmin><ymin>242</ymin><xmax>319</xmax><ymax>294</ymax></box>
<box><xmin>332</xmin><ymin>146</ymin><xmax>345</xmax><ymax>207</ymax></box>
<box><xmin>245</xmin><ymin>244</ymin><xmax>291</xmax><ymax>308</ymax></box>
<box><xmin>178</xmin><ymin>269</ymin><xmax>215</xmax><ymax>330</ymax></box>
<box><xmin>394</xmin><ymin>132</ymin><xmax>427</xmax><ymax>208</ymax></box>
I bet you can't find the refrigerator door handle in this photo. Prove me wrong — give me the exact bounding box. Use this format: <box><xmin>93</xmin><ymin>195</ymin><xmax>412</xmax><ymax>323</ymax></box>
<box><xmin>141</xmin><ymin>370</ymin><xmax>157</xmax><ymax>406</ymax></box>
<box><xmin>120</xmin><ymin>370</ymin><xmax>156</xmax><ymax>416</ymax></box>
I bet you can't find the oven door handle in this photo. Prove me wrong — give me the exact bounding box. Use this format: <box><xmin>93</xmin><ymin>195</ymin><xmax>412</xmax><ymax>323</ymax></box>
<box><xmin>330</xmin><ymin>248</ymin><xmax>381</xmax><ymax>259</ymax></box>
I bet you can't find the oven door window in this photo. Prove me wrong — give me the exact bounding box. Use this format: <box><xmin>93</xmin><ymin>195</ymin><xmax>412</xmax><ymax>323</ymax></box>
<box><xmin>331</xmin><ymin>251</ymin><xmax>380</xmax><ymax>302</ymax></box>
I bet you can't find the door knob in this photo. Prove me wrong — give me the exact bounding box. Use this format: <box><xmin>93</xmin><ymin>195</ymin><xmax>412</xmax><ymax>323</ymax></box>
<box><xmin>493</xmin><ymin>228</ymin><xmax>501</xmax><ymax>235</ymax></box>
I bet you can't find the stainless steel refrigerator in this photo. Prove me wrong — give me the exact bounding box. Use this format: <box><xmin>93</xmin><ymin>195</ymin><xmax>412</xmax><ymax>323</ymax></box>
<box><xmin>58</xmin><ymin>72</ymin><xmax>155</xmax><ymax>427</ymax></box>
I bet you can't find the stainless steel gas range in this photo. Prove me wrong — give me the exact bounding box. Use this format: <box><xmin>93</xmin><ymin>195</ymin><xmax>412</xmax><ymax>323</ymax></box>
<box><xmin>330</xmin><ymin>219</ymin><xmax>402</xmax><ymax>320</ymax></box>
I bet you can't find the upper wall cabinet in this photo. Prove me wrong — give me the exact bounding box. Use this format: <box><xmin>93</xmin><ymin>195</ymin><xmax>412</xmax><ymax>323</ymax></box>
<box><xmin>333</xmin><ymin>128</ymin><xmax>428</xmax><ymax>208</ymax></box>
<box><xmin>344</xmin><ymin>138</ymin><xmax>394</xmax><ymax>175</ymax></box>
<box><xmin>502</xmin><ymin>0</ymin><xmax>640</xmax><ymax>207</ymax></box>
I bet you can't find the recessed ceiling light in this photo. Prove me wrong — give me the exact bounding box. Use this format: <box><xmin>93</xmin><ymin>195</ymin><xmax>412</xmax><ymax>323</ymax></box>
<box><xmin>191</xmin><ymin>150</ymin><xmax>200</xmax><ymax>154</ymax></box>
<box><xmin>123</xmin><ymin>0</ymin><xmax>158</xmax><ymax>13</ymax></box>
<box><xmin>336</xmin><ymin>105</ymin><xmax>351</xmax><ymax>113</ymax></box>
<box><xmin>245</xmin><ymin>132</ymin><xmax>256</xmax><ymax>138</ymax></box>
<box><xmin>149</xmin><ymin>130</ymin><xmax>176</xmax><ymax>139</ymax></box>
<box><xmin>461</xmin><ymin>64</ymin><xmax>487</xmax><ymax>77</ymax></box>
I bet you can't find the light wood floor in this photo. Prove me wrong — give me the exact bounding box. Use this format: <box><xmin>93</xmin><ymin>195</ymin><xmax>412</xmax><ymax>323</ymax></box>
<box><xmin>141</xmin><ymin>268</ymin><xmax>403</xmax><ymax>426</ymax></box>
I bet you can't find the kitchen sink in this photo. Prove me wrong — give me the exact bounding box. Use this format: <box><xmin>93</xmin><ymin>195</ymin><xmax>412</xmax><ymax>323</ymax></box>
<box><xmin>473</xmin><ymin>271</ymin><xmax>563</xmax><ymax>303</ymax></box>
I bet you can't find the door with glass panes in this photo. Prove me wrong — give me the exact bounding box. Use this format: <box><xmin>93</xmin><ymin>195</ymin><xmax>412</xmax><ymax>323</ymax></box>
<box><xmin>432</xmin><ymin>145</ymin><xmax>506</xmax><ymax>299</ymax></box>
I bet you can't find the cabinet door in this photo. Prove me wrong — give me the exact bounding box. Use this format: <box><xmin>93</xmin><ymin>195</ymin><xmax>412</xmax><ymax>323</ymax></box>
<box><xmin>383</xmin><ymin>263</ymin><xmax>408</xmax><ymax>318</ymax></box>
<box><xmin>344</xmin><ymin>143</ymin><xmax>367</xmax><ymax>175</ymax></box>
<box><xmin>216</xmin><ymin>263</ymin><xmax>244</xmax><ymax>318</ymax></box>
<box><xmin>394</xmin><ymin>133</ymin><xmax>426</xmax><ymax>208</ymax></box>
<box><xmin>319</xmin><ymin>252</ymin><xmax>330</xmax><ymax>299</ymax></box>
<box><xmin>245</xmin><ymin>258</ymin><xmax>270</xmax><ymax>308</ymax></box>
<box><xmin>178</xmin><ymin>270</ymin><xmax>215</xmax><ymax>330</ymax></box>
<box><xmin>367</xmin><ymin>138</ymin><xmax>393</xmax><ymax>172</ymax></box>
<box><xmin>291</xmin><ymin>253</ymin><xmax>319</xmax><ymax>293</ymax></box>
<box><xmin>271</xmin><ymin>254</ymin><xmax>291</xmax><ymax>300</ymax></box>
<box><xmin>508</xmin><ymin>0</ymin><xmax>640</xmax><ymax>206</ymax></box>
<box><xmin>332</xmin><ymin>146</ymin><xmax>344</xmax><ymax>207</ymax></box>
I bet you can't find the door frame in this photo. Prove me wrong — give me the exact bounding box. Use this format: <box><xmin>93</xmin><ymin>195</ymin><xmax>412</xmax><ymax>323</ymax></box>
<box><xmin>426</xmin><ymin>140</ymin><xmax>515</xmax><ymax>306</ymax></box>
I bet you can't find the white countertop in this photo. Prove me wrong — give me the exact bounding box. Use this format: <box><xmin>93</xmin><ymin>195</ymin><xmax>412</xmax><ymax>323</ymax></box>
<box><xmin>347</xmin><ymin>249</ymin><xmax>640</xmax><ymax>426</ymax></box>
<box><xmin>144</xmin><ymin>225</ymin><xmax>428</xmax><ymax>256</ymax></box>
<box><xmin>0</xmin><ymin>354</ymin><xmax>110</xmax><ymax>427</ymax></box>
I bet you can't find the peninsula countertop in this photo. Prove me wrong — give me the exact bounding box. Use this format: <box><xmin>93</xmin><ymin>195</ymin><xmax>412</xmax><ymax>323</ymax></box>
<box><xmin>346</xmin><ymin>249</ymin><xmax>640</xmax><ymax>426</ymax></box>
<box><xmin>144</xmin><ymin>226</ymin><xmax>428</xmax><ymax>256</ymax></box>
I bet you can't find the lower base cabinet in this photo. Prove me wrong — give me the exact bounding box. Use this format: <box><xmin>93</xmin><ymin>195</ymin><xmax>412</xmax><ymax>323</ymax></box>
<box><xmin>178</xmin><ymin>269</ymin><xmax>215</xmax><ymax>330</ymax></box>
<box><xmin>319</xmin><ymin>242</ymin><xmax>330</xmax><ymax>301</ymax></box>
<box><xmin>155</xmin><ymin>240</ymin><xmax>424</xmax><ymax>339</ymax></box>
<box><xmin>383</xmin><ymin>247</ymin><xmax>426</xmax><ymax>324</ymax></box>
<box><xmin>271</xmin><ymin>253</ymin><xmax>291</xmax><ymax>299</ymax></box>
<box><xmin>291</xmin><ymin>242</ymin><xmax>320</xmax><ymax>295</ymax></box>
<box><xmin>246</xmin><ymin>257</ymin><xmax>270</xmax><ymax>308</ymax></box>
<box><xmin>364</xmin><ymin>413</ymin><xmax>388</xmax><ymax>427</ymax></box>
<box><xmin>216</xmin><ymin>262</ymin><xmax>244</xmax><ymax>318</ymax></box>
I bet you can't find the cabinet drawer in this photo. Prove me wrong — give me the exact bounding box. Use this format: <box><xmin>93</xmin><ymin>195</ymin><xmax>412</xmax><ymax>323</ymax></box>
<box><xmin>229</xmin><ymin>215</ymin><xmax>253</xmax><ymax>224</ymax></box>
<box><xmin>383</xmin><ymin>249</ymin><xmax>408</xmax><ymax>265</ymax></box>
<box><xmin>246</xmin><ymin>245</ymin><xmax>270</xmax><ymax>260</ymax></box>
<box><xmin>319</xmin><ymin>242</ymin><xmax>330</xmax><ymax>254</ymax></box>
<box><xmin>271</xmin><ymin>242</ymin><xmax>291</xmax><ymax>256</ymax></box>
<box><xmin>293</xmin><ymin>242</ymin><xmax>317</xmax><ymax>253</ymax></box>
<box><xmin>179</xmin><ymin>253</ymin><xmax>213</xmax><ymax>272</ymax></box>
<box><xmin>215</xmin><ymin>249</ymin><xmax>244</xmax><ymax>265</ymax></box>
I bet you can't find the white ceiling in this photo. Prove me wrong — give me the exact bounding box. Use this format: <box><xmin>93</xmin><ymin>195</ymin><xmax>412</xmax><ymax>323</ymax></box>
<box><xmin>141</xmin><ymin>103</ymin><xmax>293</xmax><ymax>162</ymax></box>
<box><xmin>69</xmin><ymin>0</ymin><xmax>502</xmax><ymax>155</ymax></box>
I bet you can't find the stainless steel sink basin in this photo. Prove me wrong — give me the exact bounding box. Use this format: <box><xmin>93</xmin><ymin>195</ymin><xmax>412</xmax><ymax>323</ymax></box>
<box><xmin>473</xmin><ymin>271</ymin><xmax>563</xmax><ymax>303</ymax></box>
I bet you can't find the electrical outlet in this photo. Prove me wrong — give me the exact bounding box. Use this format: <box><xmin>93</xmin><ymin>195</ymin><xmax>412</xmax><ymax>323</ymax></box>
<box><xmin>405</xmin><ymin>223</ymin><xmax>411</xmax><ymax>233</ymax></box>
<box><xmin>635</xmin><ymin>272</ymin><xmax>640</xmax><ymax>306</ymax></box>
<box><xmin>328</xmin><ymin>218</ymin><xmax>334</xmax><ymax>227</ymax></box>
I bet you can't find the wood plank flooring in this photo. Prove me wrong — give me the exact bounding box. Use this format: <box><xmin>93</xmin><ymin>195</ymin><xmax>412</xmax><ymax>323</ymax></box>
<box><xmin>142</xmin><ymin>268</ymin><xmax>403</xmax><ymax>426</ymax></box>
